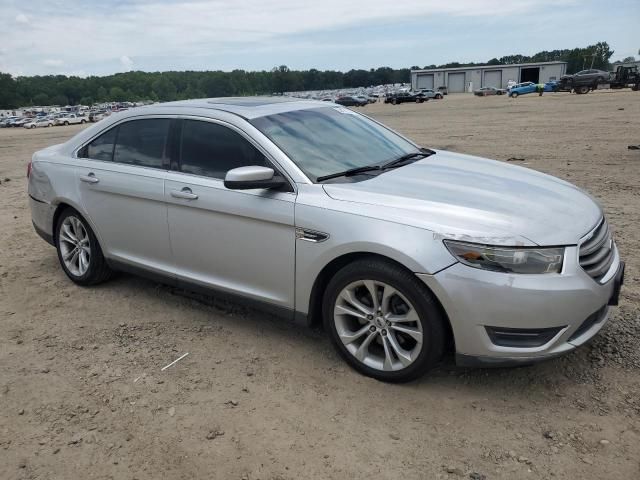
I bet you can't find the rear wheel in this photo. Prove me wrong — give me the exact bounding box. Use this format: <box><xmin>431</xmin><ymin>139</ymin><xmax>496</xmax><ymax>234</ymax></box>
<box><xmin>323</xmin><ymin>258</ymin><xmax>445</xmax><ymax>382</ymax></box>
<box><xmin>511</xmin><ymin>92</ymin><xmax>519</xmax><ymax>98</ymax></box>
<box><xmin>55</xmin><ymin>208</ymin><xmax>113</xmax><ymax>286</ymax></box>
<box><xmin>575</xmin><ymin>85</ymin><xmax>590</xmax><ymax>94</ymax></box>
<box><xmin>81</xmin><ymin>119</ymin><xmax>86</xmax><ymax>124</ymax></box>
<box><xmin>64</xmin><ymin>121</ymin><xmax>69</xmax><ymax>126</ymax></box>
<box><xmin>30</xmin><ymin>124</ymin><xmax>36</xmax><ymax>129</ymax></box>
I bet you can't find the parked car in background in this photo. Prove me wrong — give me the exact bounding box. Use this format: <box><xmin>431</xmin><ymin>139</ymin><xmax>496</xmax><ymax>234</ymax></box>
<box><xmin>55</xmin><ymin>114</ymin><xmax>87</xmax><ymax>126</ymax></box>
<box><xmin>473</xmin><ymin>86</ymin><xmax>506</xmax><ymax>96</ymax></box>
<box><xmin>544</xmin><ymin>81</ymin><xmax>560</xmax><ymax>92</ymax></box>
<box><xmin>89</xmin><ymin>110</ymin><xmax>109</xmax><ymax>122</ymax></box>
<box><xmin>0</xmin><ymin>116</ymin><xmax>19</xmax><ymax>127</ymax></box>
<box><xmin>561</xmin><ymin>69</ymin><xmax>610</xmax><ymax>85</ymax></box>
<box><xmin>385</xmin><ymin>91</ymin><xmax>426</xmax><ymax>104</ymax></box>
<box><xmin>335</xmin><ymin>96</ymin><xmax>368</xmax><ymax>107</ymax></box>
<box><xmin>559</xmin><ymin>69</ymin><xmax>612</xmax><ymax>94</ymax></box>
<box><xmin>418</xmin><ymin>89</ymin><xmax>444</xmax><ymax>99</ymax></box>
<box><xmin>28</xmin><ymin>98</ymin><xmax>624</xmax><ymax>382</ymax></box>
<box><xmin>508</xmin><ymin>82</ymin><xmax>537</xmax><ymax>97</ymax></box>
<box><xmin>12</xmin><ymin>117</ymin><xmax>34</xmax><ymax>127</ymax></box>
<box><xmin>23</xmin><ymin>117</ymin><xmax>53</xmax><ymax>129</ymax></box>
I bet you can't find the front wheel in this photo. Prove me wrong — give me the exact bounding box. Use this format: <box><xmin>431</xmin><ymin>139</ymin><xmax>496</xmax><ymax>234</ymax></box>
<box><xmin>55</xmin><ymin>208</ymin><xmax>114</xmax><ymax>286</ymax></box>
<box><xmin>511</xmin><ymin>92</ymin><xmax>519</xmax><ymax>98</ymax></box>
<box><xmin>81</xmin><ymin>119</ymin><xmax>86</xmax><ymax>124</ymax></box>
<box><xmin>64</xmin><ymin>121</ymin><xmax>69</xmax><ymax>126</ymax></box>
<box><xmin>323</xmin><ymin>258</ymin><xmax>445</xmax><ymax>382</ymax></box>
<box><xmin>31</xmin><ymin>124</ymin><xmax>36</xmax><ymax>129</ymax></box>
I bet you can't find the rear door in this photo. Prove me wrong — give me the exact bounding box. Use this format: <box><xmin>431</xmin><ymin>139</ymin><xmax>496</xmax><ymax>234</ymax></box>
<box><xmin>76</xmin><ymin>117</ymin><xmax>173</xmax><ymax>274</ymax></box>
<box><xmin>165</xmin><ymin>118</ymin><xmax>296</xmax><ymax>310</ymax></box>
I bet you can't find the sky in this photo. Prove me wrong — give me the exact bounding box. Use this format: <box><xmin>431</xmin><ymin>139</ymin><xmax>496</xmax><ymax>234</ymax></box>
<box><xmin>1</xmin><ymin>0</ymin><xmax>638</xmax><ymax>77</ymax></box>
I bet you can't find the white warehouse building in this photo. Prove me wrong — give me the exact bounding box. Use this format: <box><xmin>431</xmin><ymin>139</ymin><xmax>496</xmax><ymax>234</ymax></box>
<box><xmin>411</xmin><ymin>61</ymin><xmax>568</xmax><ymax>93</ymax></box>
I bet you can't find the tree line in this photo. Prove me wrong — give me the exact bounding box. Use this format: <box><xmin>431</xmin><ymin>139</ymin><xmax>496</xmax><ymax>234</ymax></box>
<box><xmin>0</xmin><ymin>42</ymin><xmax>618</xmax><ymax>109</ymax></box>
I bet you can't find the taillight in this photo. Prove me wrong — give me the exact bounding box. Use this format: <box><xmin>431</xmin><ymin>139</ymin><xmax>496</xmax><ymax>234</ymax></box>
<box><xmin>27</xmin><ymin>161</ymin><xmax>32</xmax><ymax>179</ymax></box>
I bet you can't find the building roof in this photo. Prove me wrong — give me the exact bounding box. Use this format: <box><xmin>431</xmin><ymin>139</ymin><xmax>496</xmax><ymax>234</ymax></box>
<box><xmin>411</xmin><ymin>61</ymin><xmax>567</xmax><ymax>74</ymax></box>
<box><xmin>155</xmin><ymin>96</ymin><xmax>326</xmax><ymax>119</ymax></box>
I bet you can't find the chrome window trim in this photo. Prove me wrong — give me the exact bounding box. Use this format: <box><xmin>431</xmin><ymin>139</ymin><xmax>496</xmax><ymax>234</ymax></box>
<box><xmin>72</xmin><ymin>114</ymin><xmax>181</xmax><ymax>159</ymax></box>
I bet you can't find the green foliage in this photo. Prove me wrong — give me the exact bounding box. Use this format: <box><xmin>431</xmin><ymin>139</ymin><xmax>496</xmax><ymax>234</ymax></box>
<box><xmin>0</xmin><ymin>42</ymin><xmax>619</xmax><ymax>108</ymax></box>
<box><xmin>499</xmin><ymin>41</ymin><xmax>614</xmax><ymax>73</ymax></box>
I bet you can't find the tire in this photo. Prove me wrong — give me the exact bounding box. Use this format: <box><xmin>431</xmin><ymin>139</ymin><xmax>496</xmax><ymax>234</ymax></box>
<box><xmin>511</xmin><ymin>92</ymin><xmax>519</xmax><ymax>98</ymax></box>
<box><xmin>497</xmin><ymin>91</ymin><xmax>503</xmax><ymax>95</ymax></box>
<box><xmin>64</xmin><ymin>121</ymin><xmax>69</xmax><ymax>126</ymax></box>
<box><xmin>575</xmin><ymin>85</ymin><xmax>589</xmax><ymax>94</ymax></box>
<box><xmin>392</xmin><ymin>99</ymin><xmax>397</xmax><ymax>105</ymax></box>
<box><xmin>30</xmin><ymin>125</ymin><xmax>35</xmax><ymax>129</ymax></box>
<box><xmin>81</xmin><ymin>119</ymin><xmax>86</xmax><ymax>124</ymax></box>
<box><xmin>322</xmin><ymin>258</ymin><xmax>445</xmax><ymax>383</ymax></box>
<box><xmin>55</xmin><ymin>208</ymin><xmax>114</xmax><ymax>286</ymax></box>
<box><xmin>437</xmin><ymin>94</ymin><xmax>443</xmax><ymax>99</ymax></box>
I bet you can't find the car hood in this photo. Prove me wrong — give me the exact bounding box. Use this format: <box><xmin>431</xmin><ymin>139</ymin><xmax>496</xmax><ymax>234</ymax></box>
<box><xmin>322</xmin><ymin>150</ymin><xmax>602</xmax><ymax>246</ymax></box>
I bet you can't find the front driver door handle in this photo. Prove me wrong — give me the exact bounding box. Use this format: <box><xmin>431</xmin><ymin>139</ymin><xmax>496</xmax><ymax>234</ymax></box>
<box><xmin>79</xmin><ymin>173</ymin><xmax>99</xmax><ymax>184</ymax></box>
<box><xmin>170</xmin><ymin>187</ymin><xmax>198</xmax><ymax>200</ymax></box>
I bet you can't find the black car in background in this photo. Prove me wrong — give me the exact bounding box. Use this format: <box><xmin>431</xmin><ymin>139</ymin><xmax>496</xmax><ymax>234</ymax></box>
<box><xmin>334</xmin><ymin>96</ymin><xmax>368</xmax><ymax>107</ymax></box>
<box><xmin>384</xmin><ymin>91</ymin><xmax>427</xmax><ymax>104</ymax></box>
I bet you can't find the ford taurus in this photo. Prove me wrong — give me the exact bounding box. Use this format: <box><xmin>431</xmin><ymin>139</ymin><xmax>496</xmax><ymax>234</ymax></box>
<box><xmin>28</xmin><ymin>97</ymin><xmax>624</xmax><ymax>382</ymax></box>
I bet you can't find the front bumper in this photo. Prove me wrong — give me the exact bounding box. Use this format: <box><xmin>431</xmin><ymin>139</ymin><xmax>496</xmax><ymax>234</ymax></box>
<box><xmin>418</xmin><ymin>245</ymin><xmax>623</xmax><ymax>367</ymax></box>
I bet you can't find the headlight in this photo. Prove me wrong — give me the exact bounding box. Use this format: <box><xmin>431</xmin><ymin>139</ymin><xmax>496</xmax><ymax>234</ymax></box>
<box><xmin>443</xmin><ymin>240</ymin><xmax>564</xmax><ymax>274</ymax></box>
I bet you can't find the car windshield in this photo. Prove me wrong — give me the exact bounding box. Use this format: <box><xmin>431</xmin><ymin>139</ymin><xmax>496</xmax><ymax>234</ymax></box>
<box><xmin>251</xmin><ymin>106</ymin><xmax>420</xmax><ymax>182</ymax></box>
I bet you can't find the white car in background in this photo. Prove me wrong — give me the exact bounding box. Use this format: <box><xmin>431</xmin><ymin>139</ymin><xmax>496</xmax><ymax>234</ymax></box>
<box><xmin>55</xmin><ymin>114</ymin><xmax>87</xmax><ymax>126</ymax></box>
<box><xmin>23</xmin><ymin>117</ymin><xmax>54</xmax><ymax>129</ymax></box>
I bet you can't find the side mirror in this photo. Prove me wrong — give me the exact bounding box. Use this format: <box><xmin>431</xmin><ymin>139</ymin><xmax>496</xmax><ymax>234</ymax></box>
<box><xmin>224</xmin><ymin>166</ymin><xmax>286</xmax><ymax>190</ymax></box>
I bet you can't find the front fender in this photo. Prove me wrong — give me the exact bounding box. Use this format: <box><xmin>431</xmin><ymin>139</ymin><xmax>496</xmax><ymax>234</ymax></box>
<box><xmin>294</xmin><ymin>196</ymin><xmax>456</xmax><ymax>315</ymax></box>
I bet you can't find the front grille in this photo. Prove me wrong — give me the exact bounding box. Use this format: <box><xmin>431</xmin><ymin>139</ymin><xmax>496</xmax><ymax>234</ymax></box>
<box><xmin>579</xmin><ymin>218</ymin><xmax>615</xmax><ymax>282</ymax></box>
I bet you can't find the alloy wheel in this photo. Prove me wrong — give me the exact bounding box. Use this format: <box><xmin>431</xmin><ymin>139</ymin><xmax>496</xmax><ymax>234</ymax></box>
<box><xmin>333</xmin><ymin>280</ymin><xmax>423</xmax><ymax>371</ymax></box>
<box><xmin>58</xmin><ymin>216</ymin><xmax>91</xmax><ymax>276</ymax></box>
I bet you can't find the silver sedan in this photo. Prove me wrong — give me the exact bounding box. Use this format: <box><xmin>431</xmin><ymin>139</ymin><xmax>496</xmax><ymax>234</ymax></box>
<box><xmin>28</xmin><ymin>98</ymin><xmax>624</xmax><ymax>382</ymax></box>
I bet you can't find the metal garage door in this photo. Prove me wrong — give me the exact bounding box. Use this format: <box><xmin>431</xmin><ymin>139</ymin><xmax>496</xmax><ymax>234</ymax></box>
<box><xmin>484</xmin><ymin>70</ymin><xmax>502</xmax><ymax>88</ymax></box>
<box><xmin>416</xmin><ymin>74</ymin><xmax>434</xmax><ymax>89</ymax></box>
<box><xmin>448</xmin><ymin>72</ymin><xmax>465</xmax><ymax>93</ymax></box>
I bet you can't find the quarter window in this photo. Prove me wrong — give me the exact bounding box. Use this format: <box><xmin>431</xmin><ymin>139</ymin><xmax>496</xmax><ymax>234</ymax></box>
<box><xmin>81</xmin><ymin>127</ymin><xmax>117</xmax><ymax>161</ymax></box>
<box><xmin>179</xmin><ymin>120</ymin><xmax>267</xmax><ymax>179</ymax></box>
<box><xmin>113</xmin><ymin>119</ymin><xmax>170</xmax><ymax>169</ymax></box>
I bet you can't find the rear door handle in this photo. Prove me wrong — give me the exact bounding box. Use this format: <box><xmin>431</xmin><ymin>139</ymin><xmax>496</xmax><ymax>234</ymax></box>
<box><xmin>79</xmin><ymin>173</ymin><xmax>99</xmax><ymax>184</ymax></box>
<box><xmin>170</xmin><ymin>187</ymin><xmax>198</xmax><ymax>200</ymax></box>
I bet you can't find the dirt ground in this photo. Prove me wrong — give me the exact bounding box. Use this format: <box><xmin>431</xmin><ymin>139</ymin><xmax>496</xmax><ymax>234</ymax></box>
<box><xmin>1</xmin><ymin>91</ymin><xmax>639</xmax><ymax>480</ymax></box>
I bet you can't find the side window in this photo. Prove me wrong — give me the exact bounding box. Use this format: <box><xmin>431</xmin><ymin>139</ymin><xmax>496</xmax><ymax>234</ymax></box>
<box><xmin>179</xmin><ymin>120</ymin><xmax>267</xmax><ymax>179</ymax></box>
<box><xmin>81</xmin><ymin>127</ymin><xmax>117</xmax><ymax>161</ymax></box>
<box><xmin>113</xmin><ymin>119</ymin><xmax>170</xmax><ymax>169</ymax></box>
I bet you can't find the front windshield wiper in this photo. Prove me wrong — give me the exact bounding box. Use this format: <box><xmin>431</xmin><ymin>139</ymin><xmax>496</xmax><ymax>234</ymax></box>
<box><xmin>381</xmin><ymin>148</ymin><xmax>435</xmax><ymax>170</ymax></box>
<box><xmin>316</xmin><ymin>164</ymin><xmax>382</xmax><ymax>182</ymax></box>
<box><xmin>316</xmin><ymin>148</ymin><xmax>435</xmax><ymax>183</ymax></box>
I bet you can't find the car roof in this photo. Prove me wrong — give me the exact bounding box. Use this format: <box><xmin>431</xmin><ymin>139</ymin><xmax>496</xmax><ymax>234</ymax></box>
<box><xmin>153</xmin><ymin>96</ymin><xmax>328</xmax><ymax>120</ymax></box>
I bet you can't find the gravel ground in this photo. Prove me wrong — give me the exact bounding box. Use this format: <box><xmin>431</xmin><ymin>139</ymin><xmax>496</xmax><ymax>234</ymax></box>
<box><xmin>1</xmin><ymin>91</ymin><xmax>639</xmax><ymax>480</ymax></box>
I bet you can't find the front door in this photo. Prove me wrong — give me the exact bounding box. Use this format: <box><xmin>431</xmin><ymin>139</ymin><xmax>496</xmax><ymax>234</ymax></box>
<box><xmin>165</xmin><ymin>118</ymin><xmax>296</xmax><ymax>309</ymax></box>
